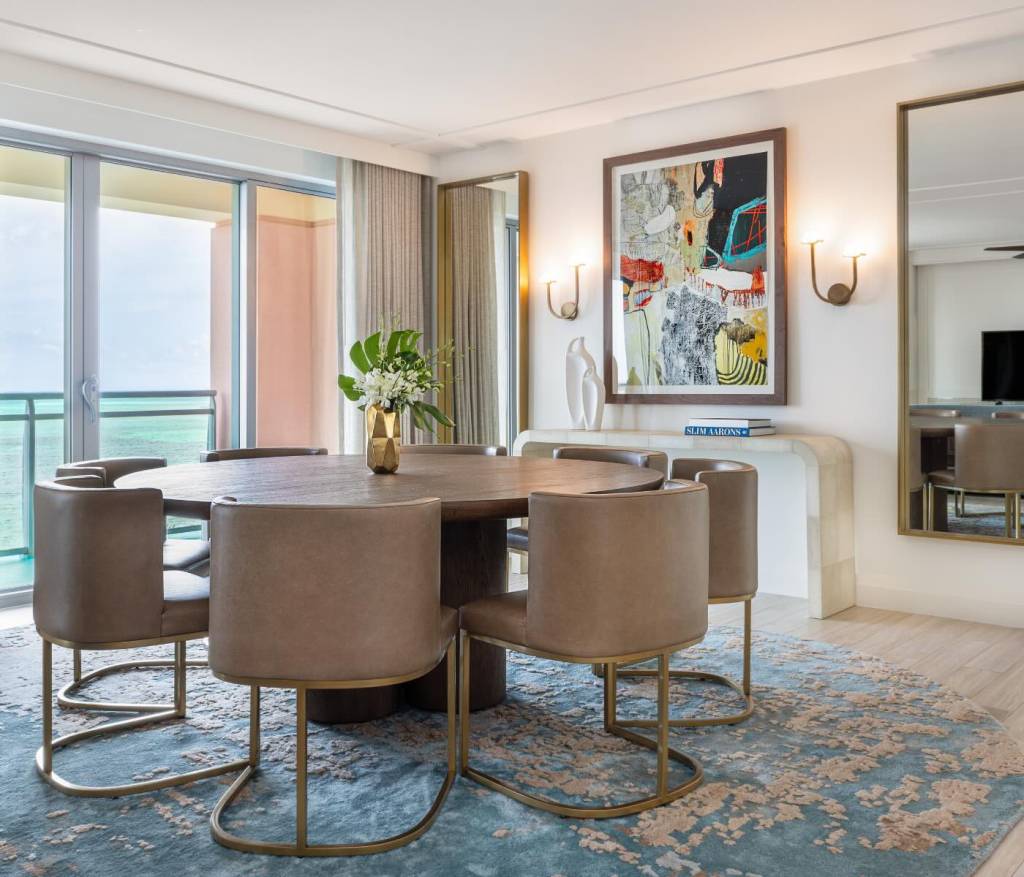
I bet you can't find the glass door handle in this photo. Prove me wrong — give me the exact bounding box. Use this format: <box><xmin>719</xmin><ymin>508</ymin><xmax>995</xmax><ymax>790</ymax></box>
<box><xmin>81</xmin><ymin>375</ymin><xmax>99</xmax><ymax>423</ymax></box>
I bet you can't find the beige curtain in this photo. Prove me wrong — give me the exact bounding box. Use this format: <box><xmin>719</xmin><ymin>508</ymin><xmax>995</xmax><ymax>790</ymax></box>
<box><xmin>337</xmin><ymin>159</ymin><xmax>433</xmax><ymax>451</ymax></box>
<box><xmin>449</xmin><ymin>186</ymin><xmax>501</xmax><ymax>445</ymax></box>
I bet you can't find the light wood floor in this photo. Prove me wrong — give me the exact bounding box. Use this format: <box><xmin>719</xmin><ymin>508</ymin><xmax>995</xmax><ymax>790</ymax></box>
<box><xmin>3</xmin><ymin>592</ymin><xmax>1022</xmax><ymax>873</ymax></box>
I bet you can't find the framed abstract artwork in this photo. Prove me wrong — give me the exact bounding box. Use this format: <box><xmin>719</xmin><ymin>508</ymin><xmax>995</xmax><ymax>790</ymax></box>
<box><xmin>603</xmin><ymin>128</ymin><xmax>787</xmax><ymax>404</ymax></box>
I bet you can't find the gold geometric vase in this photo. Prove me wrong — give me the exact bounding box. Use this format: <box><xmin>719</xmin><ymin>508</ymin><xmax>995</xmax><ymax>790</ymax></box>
<box><xmin>365</xmin><ymin>404</ymin><xmax>401</xmax><ymax>474</ymax></box>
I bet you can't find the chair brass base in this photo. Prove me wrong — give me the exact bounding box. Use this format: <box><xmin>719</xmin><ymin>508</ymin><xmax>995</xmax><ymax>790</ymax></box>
<box><xmin>927</xmin><ymin>483</ymin><xmax>1022</xmax><ymax>538</ymax></box>
<box><xmin>614</xmin><ymin>670</ymin><xmax>754</xmax><ymax>729</ymax></box>
<box><xmin>460</xmin><ymin>631</ymin><xmax>704</xmax><ymax>819</ymax></box>
<box><xmin>609</xmin><ymin>598</ymin><xmax>754</xmax><ymax>729</ymax></box>
<box><xmin>210</xmin><ymin>640</ymin><xmax>457</xmax><ymax>857</ymax></box>
<box><xmin>59</xmin><ymin>648</ymin><xmax>207</xmax><ymax>713</ymax></box>
<box><xmin>36</xmin><ymin>637</ymin><xmax>248</xmax><ymax>798</ymax></box>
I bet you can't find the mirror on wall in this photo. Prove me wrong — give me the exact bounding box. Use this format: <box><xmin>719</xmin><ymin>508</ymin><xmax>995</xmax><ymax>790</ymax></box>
<box><xmin>437</xmin><ymin>172</ymin><xmax>528</xmax><ymax>449</ymax></box>
<box><xmin>899</xmin><ymin>83</ymin><xmax>1024</xmax><ymax>543</ymax></box>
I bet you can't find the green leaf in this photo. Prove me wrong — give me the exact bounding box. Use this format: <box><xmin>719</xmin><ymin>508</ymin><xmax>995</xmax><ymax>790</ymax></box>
<box><xmin>420</xmin><ymin>401</ymin><xmax>454</xmax><ymax>428</ymax></box>
<box><xmin>337</xmin><ymin>374</ymin><xmax>362</xmax><ymax>402</ymax></box>
<box><xmin>400</xmin><ymin>331</ymin><xmax>422</xmax><ymax>353</ymax></box>
<box><xmin>349</xmin><ymin>340</ymin><xmax>371</xmax><ymax>374</ymax></box>
<box><xmin>385</xmin><ymin>330</ymin><xmax>403</xmax><ymax>358</ymax></box>
<box><xmin>410</xmin><ymin>402</ymin><xmax>428</xmax><ymax>432</ymax></box>
<box><xmin>363</xmin><ymin>331</ymin><xmax>382</xmax><ymax>366</ymax></box>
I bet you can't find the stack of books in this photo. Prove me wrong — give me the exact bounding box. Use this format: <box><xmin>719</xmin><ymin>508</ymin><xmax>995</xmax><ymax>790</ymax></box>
<box><xmin>683</xmin><ymin>417</ymin><xmax>775</xmax><ymax>437</ymax></box>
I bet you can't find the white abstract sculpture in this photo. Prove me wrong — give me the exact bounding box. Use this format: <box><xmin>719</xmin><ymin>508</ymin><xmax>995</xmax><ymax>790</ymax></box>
<box><xmin>581</xmin><ymin>367</ymin><xmax>605</xmax><ymax>431</ymax></box>
<box><xmin>565</xmin><ymin>337</ymin><xmax>596</xmax><ymax>429</ymax></box>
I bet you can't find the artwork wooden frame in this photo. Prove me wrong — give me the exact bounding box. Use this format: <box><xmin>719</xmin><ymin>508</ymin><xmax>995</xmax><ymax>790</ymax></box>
<box><xmin>603</xmin><ymin>128</ymin><xmax>787</xmax><ymax>405</ymax></box>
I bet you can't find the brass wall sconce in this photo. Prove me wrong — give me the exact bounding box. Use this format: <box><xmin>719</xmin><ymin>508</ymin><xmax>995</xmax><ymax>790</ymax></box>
<box><xmin>803</xmin><ymin>239</ymin><xmax>865</xmax><ymax>306</ymax></box>
<box><xmin>546</xmin><ymin>263</ymin><xmax>583</xmax><ymax>320</ymax></box>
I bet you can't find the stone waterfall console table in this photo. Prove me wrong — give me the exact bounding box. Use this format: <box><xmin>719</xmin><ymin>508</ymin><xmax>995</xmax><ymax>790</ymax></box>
<box><xmin>512</xmin><ymin>429</ymin><xmax>854</xmax><ymax>619</ymax></box>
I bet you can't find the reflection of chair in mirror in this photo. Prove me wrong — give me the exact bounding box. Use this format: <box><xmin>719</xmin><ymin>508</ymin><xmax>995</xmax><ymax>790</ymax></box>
<box><xmin>910</xmin><ymin>410</ymin><xmax>961</xmax><ymax>514</ymax></box>
<box><xmin>926</xmin><ymin>423</ymin><xmax>1024</xmax><ymax>538</ymax></box>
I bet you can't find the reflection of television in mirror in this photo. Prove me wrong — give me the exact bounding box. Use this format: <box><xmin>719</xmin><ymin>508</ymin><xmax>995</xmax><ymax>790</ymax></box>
<box><xmin>982</xmin><ymin>331</ymin><xmax>1024</xmax><ymax>401</ymax></box>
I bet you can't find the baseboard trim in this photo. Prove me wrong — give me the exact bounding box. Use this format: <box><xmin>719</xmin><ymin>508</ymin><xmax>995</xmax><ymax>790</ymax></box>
<box><xmin>0</xmin><ymin>587</ymin><xmax>31</xmax><ymax>610</ymax></box>
<box><xmin>857</xmin><ymin>583</ymin><xmax>1024</xmax><ymax>628</ymax></box>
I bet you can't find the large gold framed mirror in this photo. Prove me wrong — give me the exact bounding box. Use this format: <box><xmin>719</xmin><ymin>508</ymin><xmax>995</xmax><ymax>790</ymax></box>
<box><xmin>898</xmin><ymin>81</ymin><xmax>1024</xmax><ymax>544</ymax></box>
<box><xmin>437</xmin><ymin>172</ymin><xmax>528</xmax><ymax>448</ymax></box>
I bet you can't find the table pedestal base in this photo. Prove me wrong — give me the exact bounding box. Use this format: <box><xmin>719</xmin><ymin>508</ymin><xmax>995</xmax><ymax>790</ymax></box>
<box><xmin>305</xmin><ymin>518</ymin><xmax>508</xmax><ymax>724</ymax></box>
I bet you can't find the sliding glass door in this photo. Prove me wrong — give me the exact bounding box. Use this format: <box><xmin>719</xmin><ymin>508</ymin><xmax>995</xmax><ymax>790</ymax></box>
<box><xmin>0</xmin><ymin>144</ymin><xmax>68</xmax><ymax>592</ymax></box>
<box><xmin>96</xmin><ymin>163</ymin><xmax>233</xmax><ymax>467</ymax></box>
<box><xmin>0</xmin><ymin>131</ymin><xmax>333</xmax><ymax>599</ymax></box>
<box><xmin>93</xmin><ymin>163</ymin><xmax>236</xmax><ymax>540</ymax></box>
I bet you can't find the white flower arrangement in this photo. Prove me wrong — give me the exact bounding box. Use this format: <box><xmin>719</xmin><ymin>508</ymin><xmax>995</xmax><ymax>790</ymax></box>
<box><xmin>338</xmin><ymin>327</ymin><xmax>454</xmax><ymax>432</ymax></box>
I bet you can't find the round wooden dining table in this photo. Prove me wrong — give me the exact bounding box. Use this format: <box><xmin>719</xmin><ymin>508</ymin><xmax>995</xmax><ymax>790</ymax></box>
<box><xmin>117</xmin><ymin>453</ymin><xmax>664</xmax><ymax>723</ymax></box>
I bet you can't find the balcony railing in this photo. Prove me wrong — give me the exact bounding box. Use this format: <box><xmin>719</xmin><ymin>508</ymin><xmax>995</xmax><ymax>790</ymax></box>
<box><xmin>0</xmin><ymin>390</ymin><xmax>217</xmax><ymax>560</ymax></box>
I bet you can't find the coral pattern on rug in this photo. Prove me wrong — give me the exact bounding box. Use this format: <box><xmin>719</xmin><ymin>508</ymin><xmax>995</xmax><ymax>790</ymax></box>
<box><xmin>0</xmin><ymin>624</ymin><xmax>1022</xmax><ymax>876</ymax></box>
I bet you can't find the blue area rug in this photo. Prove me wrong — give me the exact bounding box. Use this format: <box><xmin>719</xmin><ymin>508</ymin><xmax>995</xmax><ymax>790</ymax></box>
<box><xmin>1</xmin><ymin>623</ymin><xmax>1022</xmax><ymax>876</ymax></box>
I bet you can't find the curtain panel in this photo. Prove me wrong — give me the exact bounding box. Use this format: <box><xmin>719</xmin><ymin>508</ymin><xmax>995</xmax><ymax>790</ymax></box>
<box><xmin>447</xmin><ymin>185</ymin><xmax>502</xmax><ymax>446</ymax></box>
<box><xmin>336</xmin><ymin>159</ymin><xmax>434</xmax><ymax>453</ymax></box>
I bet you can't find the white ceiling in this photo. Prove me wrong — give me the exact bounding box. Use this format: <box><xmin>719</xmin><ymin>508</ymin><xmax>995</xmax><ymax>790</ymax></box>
<box><xmin>1</xmin><ymin>1</ymin><xmax>1024</xmax><ymax>155</ymax></box>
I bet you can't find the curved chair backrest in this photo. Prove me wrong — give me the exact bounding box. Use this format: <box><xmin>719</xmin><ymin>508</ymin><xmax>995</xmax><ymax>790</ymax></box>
<box><xmin>403</xmin><ymin>444</ymin><xmax>507</xmax><ymax>457</ymax></box>
<box><xmin>52</xmin><ymin>474</ymin><xmax>105</xmax><ymax>489</ymax></box>
<box><xmin>209</xmin><ymin>498</ymin><xmax>444</xmax><ymax>684</ymax></box>
<box><xmin>525</xmin><ymin>484</ymin><xmax>708</xmax><ymax>659</ymax></box>
<box><xmin>670</xmin><ymin>458</ymin><xmax>757</xmax><ymax>600</ymax></box>
<box><xmin>201</xmin><ymin>447</ymin><xmax>327</xmax><ymax>463</ymax></box>
<box><xmin>55</xmin><ymin>457</ymin><xmax>166</xmax><ymax>487</ymax></box>
<box><xmin>992</xmin><ymin>410</ymin><xmax>1024</xmax><ymax>420</ymax></box>
<box><xmin>954</xmin><ymin>422</ymin><xmax>1024</xmax><ymax>491</ymax></box>
<box><xmin>553</xmin><ymin>445</ymin><xmax>668</xmax><ymax>476</ymax></box>
<box><xmin>33</xmin><ymin>481</ymin><xmax>165</xmax><ymax>645</ymax></box>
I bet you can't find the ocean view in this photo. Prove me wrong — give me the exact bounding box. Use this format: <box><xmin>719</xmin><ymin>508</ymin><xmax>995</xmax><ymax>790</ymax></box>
<box><xmin>0</xmin><ymin>395</ymin><xmax>212</xmax><ymax>587</ymax></box>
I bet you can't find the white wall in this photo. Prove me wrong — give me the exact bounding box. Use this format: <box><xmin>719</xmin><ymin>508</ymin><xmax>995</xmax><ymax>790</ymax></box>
<box><xmin>915</xmin><ymin>260</ymin><xmax>1024</xmax><ymax>401</ymax></box>
<box><xmin>438</xmin><ymin>38</ymin><xmax>1024</xmax><ymax>627</ymax></box>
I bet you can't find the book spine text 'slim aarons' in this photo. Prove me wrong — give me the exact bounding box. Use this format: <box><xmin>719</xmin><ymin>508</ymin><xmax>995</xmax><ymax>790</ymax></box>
<box><xmin>683</xmin><ymin>426</ymin><xmax>771</xmax><ymax>437</ymax></box>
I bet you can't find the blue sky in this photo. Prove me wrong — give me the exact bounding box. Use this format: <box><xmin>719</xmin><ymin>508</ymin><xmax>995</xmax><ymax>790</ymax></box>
<box><xmin>0</xmin><ymin>194</ymin><xmax>214</xmax><ymax>393</ymax></box>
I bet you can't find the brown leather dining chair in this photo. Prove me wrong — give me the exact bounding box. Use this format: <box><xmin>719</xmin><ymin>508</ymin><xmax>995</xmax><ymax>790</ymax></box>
<box><xmin>33</xmin><ymin>480</ymin><xmax>247</xmax><ymax>797</ymax></box>
<box><xmin>460</xmin><ymin>483</ymin><xmax>709</xmax><ymax>818</ymax></box>
<box><xmin>46</xmin><ymin>475</ymin><xmax>208</xmax><ymax>714</ymax></box>
<box><xmin>56</xmin><ymin>457</ymin><xmax>211</xmax><ymax>574</ymax></box>
<box><xmin>403</xmin><ymin>444</ymin><xmax>507</xmax><ymax>456</ymax></box>
<box><xmin>54</xmin><ymin>458</ymin><xmax>211</xmax><ymax>708</ymax></box>
<box><xmin>200</xmin><ymin>446</ymin><xmax>327</xmax><ymax>462</ymax></box>
<box><xmin>927</xmin><ymin>422</ymin><xmax>1024</xmax><ymax>538</ymax></box>
<box><xmin>506</xmin><ymin>445</ymin><xmax>667</xmax><ymax>555</ymax></box>
<box><xmin>207</xmin><ymin>497</ymin><xmax>457</xmax><ymax>857</ymax></box>
<box><xmin>617</xmin><ymin>459</ymin><xmax>757</xmax><ymax>727</ymax></box>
